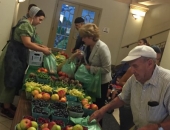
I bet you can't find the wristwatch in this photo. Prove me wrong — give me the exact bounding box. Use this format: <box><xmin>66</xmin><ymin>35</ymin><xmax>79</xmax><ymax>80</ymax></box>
<box><xmin>157</xmin><ymin>123</ymin><xmax>164</xmax><ymax>130</ymax></box>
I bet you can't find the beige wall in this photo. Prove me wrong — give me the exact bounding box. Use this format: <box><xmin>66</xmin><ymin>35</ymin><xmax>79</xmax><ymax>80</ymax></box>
<box><xmin>139</xmin><ymin>4</ymin><xmax>170</xmax><ymax>68</ymax></box>
<box><xmin>139</xmin><ymin>4</ymin><xmax>170</xmax><ymax>47</ymax></box>
<box><xmin>161</xmin><ymin>31</ymin><xmax>170</xmax><ymax>69</ymax></box>
<box><xmin>17</xmin><ymin>0</ymin><xmax>30</xmax><ymax>22</ymax></box>
<box><xmin>4</xmin><ymin>1</ymin><xmax>170</xmax><ymax>66</ymax></box>
<box><xmin>116</xmin><ymin>13</ymin><xmax>145</xmax><ymax>64</ymax></box>
<box><xmin>0</xmin><ymin>0</ymin><xmax>17</xmax><ymax>55</ymax></box>
<box><xmin>140</xmin><ymin>4</ymin><xmax>170</xmax><ymax>38</ymax></box>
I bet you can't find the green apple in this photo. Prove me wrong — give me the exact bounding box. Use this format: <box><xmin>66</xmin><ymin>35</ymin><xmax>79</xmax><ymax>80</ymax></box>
<box><xmin>51</xmin><ymin>124</ymin><xmax>61</xmax><ymax>130</ymax></box>
<box><xmin>85</xmin><ymin>96</ymin><xmax>92</xmax><ymax>102</ymax></box>
<box><xmin>31</xmin><ymin>121</ymin><xmax>38</xmax><ymax>129</ymax></box>
<box><xmin>16</xmin><ymin>124</ymin><xmax>22</xmax><ymax>130</ymax></box>
<box><xmin>72</xmin><ymin>124</ymin><xmax>83</xmax><ymax>130</ymax></box>
<box><xmin>27</xmin><ymin>127</ymin><xmax>36</xmax><ymax>130</ymax></box>
<box><xmin>78</xmin><ymin>95</ymin><xmax>84</xmax><ymax>101</ymax></box>
<box><xmin>20</xmin><ymin>118</ymin><xmax>32</xmax><ymax>130</ymax></box>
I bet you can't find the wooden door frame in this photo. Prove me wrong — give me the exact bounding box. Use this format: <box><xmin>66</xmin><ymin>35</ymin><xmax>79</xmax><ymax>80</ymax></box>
<box><xmin>60</xmin><ymin>0</ymin><xmax>102</xmax><ymax>26</ymax></box>
<box><xmin>47</xmin><ymin>0</ymin><xmax>102</xmax><ymax>53</ymax></box>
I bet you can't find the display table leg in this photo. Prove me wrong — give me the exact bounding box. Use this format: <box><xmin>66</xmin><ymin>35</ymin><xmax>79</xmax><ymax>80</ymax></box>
<box><xmin>10</xmin><ymin>91</ymin><xmax>31</xmax><ymax>130</ymax></box>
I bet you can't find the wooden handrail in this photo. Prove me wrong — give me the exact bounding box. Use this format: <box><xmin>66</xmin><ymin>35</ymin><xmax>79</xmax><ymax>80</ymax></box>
<box><xmin>156</xmin><ymin>41</ymin><xmax>166</xmax><ymax>45</ymax></box>
<box><xmin>122</xmin><ymin>28</ymin><xmax>170</xmax><ymax>48</ymax></box>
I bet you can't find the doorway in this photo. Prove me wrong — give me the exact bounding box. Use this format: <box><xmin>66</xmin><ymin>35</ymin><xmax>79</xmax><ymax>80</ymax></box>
<box><xmin>48</xmin><ymin>0</ymin><xmax>102</xmax><ymax>55</ymax></box>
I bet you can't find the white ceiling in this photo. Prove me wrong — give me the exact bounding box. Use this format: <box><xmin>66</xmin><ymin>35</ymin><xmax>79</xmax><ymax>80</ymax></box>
<box><xmin>114</xmin><ymin>0</ymin><xmax>170</xmax><ymax>6</ymax></box>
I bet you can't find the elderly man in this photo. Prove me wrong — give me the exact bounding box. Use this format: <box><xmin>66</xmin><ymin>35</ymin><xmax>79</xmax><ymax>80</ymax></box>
<box><xmin>89</xmin><ymin>45</ymin><xmax>170</xmax><ymax>130</ymax></box>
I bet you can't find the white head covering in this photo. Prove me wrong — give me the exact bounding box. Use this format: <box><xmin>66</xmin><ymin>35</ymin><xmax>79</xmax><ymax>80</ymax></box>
<box><xmin>122</xmin><ymin>45</ymin><xmax>157</xmax><ymax>62</ymax></box>
<box><xmin>29</xmin><ymin>6</ymin><xmax>41</xmax><ymax>18</ymax></box>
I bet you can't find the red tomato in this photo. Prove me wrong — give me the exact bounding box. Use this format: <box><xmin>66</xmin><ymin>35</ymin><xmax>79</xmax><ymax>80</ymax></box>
<box><xmin>43</xmin><ymin>69</ymin><xmax>48</xmax><ymax>73</ymax></box>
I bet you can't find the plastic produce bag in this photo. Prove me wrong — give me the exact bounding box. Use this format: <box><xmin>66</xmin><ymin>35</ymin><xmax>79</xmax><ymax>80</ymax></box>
<box><xmin>61</xmin><ymin>60</ymin><xmax>76</xmax><ymax>78</ymax></box>
<box><xmin>75</xmin><ymin>64</ymin><xmax>94</xmax><ymax>86</ymax></box>
<box><xmin>86</xmin><ymin>70</ymin><xmax>101</xmax><ymax>98</ymax></box>
<box><xmin>70</xmin><ymin>116</ymin><xmax>101</xmax><ymax>130</ymax></box>
<box><xmin>75</xmin><ymin>64</ymin><xmax>101</xmax><ymax>98</ymax></box>
<box><xmin>43</xmin><ymin>53</ymin><xmax>57</xmax><ymax>74</ymax></box>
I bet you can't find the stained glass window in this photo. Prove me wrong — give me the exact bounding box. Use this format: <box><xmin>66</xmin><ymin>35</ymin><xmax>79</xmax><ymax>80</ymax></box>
<box><xmin>54</xmin><ymin>4</ymin><xmax>75</xmax><ymax>50</ymax></box>
<box><xmin>82</xmin><ymin>9</ymin><xmax>95</xmax><ymax>23</ymax></box>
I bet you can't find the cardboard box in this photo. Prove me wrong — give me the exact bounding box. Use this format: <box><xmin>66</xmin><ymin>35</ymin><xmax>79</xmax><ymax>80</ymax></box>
<box><xmin>28</xmin><ymin>50</ymin><xmax>43</xmax><ymax>66</ymax></box>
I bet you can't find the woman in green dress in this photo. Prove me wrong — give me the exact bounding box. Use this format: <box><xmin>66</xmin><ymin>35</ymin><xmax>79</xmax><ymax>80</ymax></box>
<box><xmin>0</xmin><ymin>6</ymin><xmax>51</xmax><ymax>119</ymax></box>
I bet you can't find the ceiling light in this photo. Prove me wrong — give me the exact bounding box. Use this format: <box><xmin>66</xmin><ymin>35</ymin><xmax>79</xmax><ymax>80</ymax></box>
<box><xmin>18</xmin><ymin>0</ymin><xmax>26</xmax><ymax>3</ymax></box>
<box><xmin>132</xmin><ymin>14</ymin><xmax>141</xmax><ymax>19</ymax></box>
<box><xmin>130</xmin><ymin>4</ymin><xmax>149</xmax><ymax>19</ymax></box>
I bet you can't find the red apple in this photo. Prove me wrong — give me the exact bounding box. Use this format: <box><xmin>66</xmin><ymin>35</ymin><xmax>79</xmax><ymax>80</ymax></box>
<box><xmin>41</xmin><ymin>123</ymin><xmax>49</xmax><ymax>129</ymax></box>
<box><xmin>65</xmin><ymin>125</ymin><xmax>73</xmax><ymax>130</ymax></box>
<box><xmin>81</xmin><ymin>99</ymin><xmax>88</xmax><ymax>105</ymax></box>
<box><xmin>83</xmin><ymin>104</ymin><xmax>90</xmax><ymax>109</ymax></box>
<box><xmin>58</xmin><ymin>90</ymin><xmax>66</xmax><ymax>98</ymax></box>
<box><xmin>48</xmin><ymin>121</ymin><xmax>56</xmax><ymax>129</ymax></box>
<box><xmin>90</xmin><ymin>104</ymin><xmax>98</xmax><ymax>110</ymax></box>
<box><xmin>23</xmin><ymin>115</ymin><xmax>35</xmax><ymax>121</ymax></box>
<box><xmin>20</xmin><ymin>118</ymin><xmax>32</xmax><ymax>130</ymax></box>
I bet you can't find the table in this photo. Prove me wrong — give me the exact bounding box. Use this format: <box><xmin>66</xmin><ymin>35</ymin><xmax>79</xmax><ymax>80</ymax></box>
<box><xmin>10</xmin><ymin>91</ymin><xmax>31</xmax><ymax>130</ymax></box>
<box><xmin>10</xmin><ymin>65</ymin><xmax>102</xmax><ymax>130</ymax></box>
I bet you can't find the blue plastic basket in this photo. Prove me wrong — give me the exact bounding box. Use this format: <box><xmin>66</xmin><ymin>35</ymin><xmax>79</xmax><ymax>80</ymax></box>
<box><xmin>67</xmin><ymin>101</ymin><xmax>82</xmax><ymax>108</ymax></box>
<box><xmin>66</xmin><ymin>95</ymin><xmax>77</xmax><ymax>102</ymax></box>
<box><xmin>36</xmin><ymin>77</ymin><xmax>49</xmax><ymax>84</ymax></box>
<box><xmin>83</xmin><ymin>108</ymin><xmax>95</xmax><ymax>116</ymax></box>
<box><xmin>32</xmin><ymin>106</ymin><xmax>50</xmax><ymax>119</ymax></box>
<box><xmin>51</xmin><ymin>113</ymin><xmax>69</xmax><ymax>125</ymax></box>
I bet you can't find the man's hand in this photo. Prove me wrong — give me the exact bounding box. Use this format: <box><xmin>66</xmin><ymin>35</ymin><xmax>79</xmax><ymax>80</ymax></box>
<box><xmin>137</xmin><ymin>124</ymin><xmax>158</xmax><ymax>130</ymax></box>
<box><xmin>89</xmin><ymin>109</ymin><xmax>105</xmax><ymax>123</ymax></box>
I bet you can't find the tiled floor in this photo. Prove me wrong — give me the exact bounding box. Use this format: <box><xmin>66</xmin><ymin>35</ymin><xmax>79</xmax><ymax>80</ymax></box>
<box><xmin>0</xmin><ymin>116</ymin><xmax>12</xmax><ymax>130</ymax></box>
<box><xmin>0</xmin><ymin>96</ymin><xmax>19</xmax><ymax>130</ymax></box>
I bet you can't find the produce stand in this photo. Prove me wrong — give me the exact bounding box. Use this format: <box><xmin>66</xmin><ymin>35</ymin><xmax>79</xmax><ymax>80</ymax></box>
<box><xmin>11</xmin><ymin>64</ymin><xmax>101</xmax><ymax>130</ymax></box>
